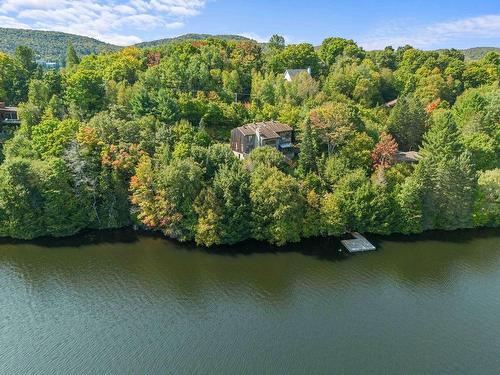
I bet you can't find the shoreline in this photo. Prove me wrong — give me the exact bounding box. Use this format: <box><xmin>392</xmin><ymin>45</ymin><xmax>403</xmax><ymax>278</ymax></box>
<box><xmin>1</xmin><ymin>226</ymin><xmax>498</xmax><ymax>253</ymax></box>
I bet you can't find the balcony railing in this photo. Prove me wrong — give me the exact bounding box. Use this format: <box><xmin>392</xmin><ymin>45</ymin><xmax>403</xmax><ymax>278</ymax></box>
<box><xmin>1</xmin><ymin>118</ymin><xmax>21</xmax><ymax>125</ymax></box>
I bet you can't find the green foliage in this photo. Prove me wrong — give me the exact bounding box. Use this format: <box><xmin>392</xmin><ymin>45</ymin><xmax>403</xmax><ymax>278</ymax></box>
<box><xmin>32</xmin><ymin>118</ymin><xmax>79</xmax><ymax>158</ymax></box>
<box><xmin>66</xmin><ymin>43</ymin><xmax>80</xmax><ymax>69</ymax></box>
<box><xmin>319</xmin><ymin>37</ymin><xmax>365</xmax><ymax>67</ymax></box>
<box><xmin>0</xmin><ymin>157</ymin><xmax>88</xmax><ymax>239</ymax></box>
<box><xmin>267</xmin><ymin>43</ymin><xmax>321</xmax><ymax>76</ymax></box>
<box><xmin>298</xmin><ymin>120</ymin><xmax>319</xmax><ymax>174</ymax></box>
<box><xmin>0</xmin><ymin>51</ymin><xmax>29</xmax><ymax>104</ymax></box>
<box><xmin>0</xmin><ymin>34</ymin><xmax>497</xmax><ymax>246</ymax></box>
<box><xmin>473</xmin><ymin>169</ymin><xmax>500</xmax><ymax>227</ymax></box>
<box><xmin>387</xmin><ymin>96</ymin><xmax>428</xmax><ymax>151</ymax></box>
<box><xmin>195</xmin><ymin>163</ymin><xmax>251</xmax><ymax>246</ymax></box>
<box><xmin>0</xmin><ymin>27</ymin><xmax>119</xmax><ymax>62</ymax></box>
<box><xmin>250</xmin><ymin>165</ymin><xmax>304</xmax><ymax>245</ymax></box>
<box><xmin>416</xmin><ymin>110</ymin><xmax>476</xmax><ymax>230</ymax></box>
<box><xmin>65</xmin><ymin>69</ymin><xmax>105</xmax><ymax>118</ymax></box>
<box><xmin>15</xmin><ymin>46</ymin><xmax>39</xmax><ymax>78</ymax></box>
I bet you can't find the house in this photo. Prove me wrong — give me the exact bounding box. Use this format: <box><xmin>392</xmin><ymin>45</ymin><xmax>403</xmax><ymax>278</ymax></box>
<box><xmin>36</xmin><ymin>60</ymin><xmax>59</xmax><ymax>69</ymax></box>
<box><xmin>284</xmin><ymin>67</ymin><xmax>312</xmax><ymax>82</ymax></box>
<box><xmin>384</xmin><ymin>98</ymin><xmax>398</xmax><ymax>108</ymax></box>
<box><xmin>230</xmin><ymin>121</ymin><xmax>294</xmax><ymax>159</ymax></box>
<box><xmin>396</xmin><ymin>151</ymin><xmax>421</xmax><ymax>163</ymax></box>
<box><xmin>0</xmin><ymin>102</ymin><xmax>20</xmax><ymax>125</ymax></box>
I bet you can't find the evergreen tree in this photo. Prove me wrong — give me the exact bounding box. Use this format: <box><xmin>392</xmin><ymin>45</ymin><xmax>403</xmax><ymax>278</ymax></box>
<box><xmin>14</xmin><ymin>46</ymin><xmax>39</xmax><ymax>78</ymax></box>
<box><xmin>387</xmin><ymin>95</ymin><xmax>428</xmax><ymax>151</ymax></box>
<box><xmin>298</xmin><ymin>119</ymin><xmax>318</xmax><ymax>174</ymax></box>
<box><xmin>66</xmin><ymin>42</ymin><xmax>80</xmax><ymax>69</ymax></box>
<box><xmin>417</xmin><ymin>110</ymin><xmax>476</xmax><ymax>230</ymax></box>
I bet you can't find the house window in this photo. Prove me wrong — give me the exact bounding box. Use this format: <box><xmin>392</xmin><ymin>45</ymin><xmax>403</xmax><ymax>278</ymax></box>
<box><xmin>245</xmin><ymin>135</ymin><xmax>255</xmax><ymax>154</ymax></box>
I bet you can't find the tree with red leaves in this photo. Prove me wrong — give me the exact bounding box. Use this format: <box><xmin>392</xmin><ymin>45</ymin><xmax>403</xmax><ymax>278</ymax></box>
<box><xmin>372</xmin><ymin>132</ymin><xmax>398</xmax><ymax>170</ymax></box>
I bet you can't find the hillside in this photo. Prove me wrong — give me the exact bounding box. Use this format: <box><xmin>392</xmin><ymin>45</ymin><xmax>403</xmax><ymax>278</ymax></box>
<box><xmin>1</xmin><ymin>27</ymin><xmax>497</xmax><ymax>64</ymax></box>
<box><xmin>0</xmin><ymin>28</ymin><xmax>120</xmax><ymax>63</ymax></box>
<box><xmin>135</xmin><ymin>33</ymin><xmax>255</xmax><ymax>48</ymax></box>
<box><xmin>0</xmin><ymin>28</ymin><xmax>256</xmax><ymax>63</ymax></box>
<box><xmin>461</xmin><ymin>47</ymin><xmax>500</xmax><ymax>61</ymax></box>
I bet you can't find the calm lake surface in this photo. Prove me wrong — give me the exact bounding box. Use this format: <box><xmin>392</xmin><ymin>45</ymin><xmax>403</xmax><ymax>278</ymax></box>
<box><xmin>0</xmin><ymin>229</ymin><xmax>499</xmax><ymax>375</ymax></box>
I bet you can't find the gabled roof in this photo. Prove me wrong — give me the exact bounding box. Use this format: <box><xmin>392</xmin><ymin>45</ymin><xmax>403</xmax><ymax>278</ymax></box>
<box><xmin>235</xmin><ymin>121</ymin><xmax>293</xmax><ymax>139</ymax></box>
<box><xmin>385</xmin><ymin>98</ymin><xmax>398</xmax><ymax>108</ymax></box>
<box><xmin>0</xmin><ymin>106</ymin><xmax>18</xmax><ymax>112</ymax></box>
<box><xmin>0</xmin><ymin>102</ymin><xmax>18</xmax><ymax>112</ymax></box>
<box><xmin>284</xmin><ymin>68</ymin><xmax>311</xmax><ymax>79</ymax></box>
<box><xmin>396</xmin><ymin>151</ymin><xmax>421</xmax><ymax>163</ymax></box>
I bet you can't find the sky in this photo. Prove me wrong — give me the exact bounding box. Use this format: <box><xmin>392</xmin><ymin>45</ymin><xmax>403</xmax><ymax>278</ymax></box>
<box><xmin>0</xmin><ymin>0</ymin><xmax>499</xmax><ymax>49</ymax></box>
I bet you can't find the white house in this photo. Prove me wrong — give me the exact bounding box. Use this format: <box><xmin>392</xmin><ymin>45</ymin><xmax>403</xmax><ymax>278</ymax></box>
<box><xmin>284</xmin><ymin>67</ymin><xmax>312</xmax><ymax>82</ymax></box>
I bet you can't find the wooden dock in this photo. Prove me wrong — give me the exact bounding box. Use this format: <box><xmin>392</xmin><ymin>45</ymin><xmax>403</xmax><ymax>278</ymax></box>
<box><xmin>341</xmin><ymin>232</ymin><xmax>376</xmax><ymax>253</ymax></box>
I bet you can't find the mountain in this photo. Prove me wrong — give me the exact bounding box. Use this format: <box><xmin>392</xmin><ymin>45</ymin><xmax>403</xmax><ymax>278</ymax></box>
<box><xmin>135</xmin><ymin>34</ymin><xmax>255</xmax><ymax>49</ymax></box>
<box><xmin>0</xmin><ymin>28</ymin><xmax>120</xmax><ymax>63</ymax></box>
<box><xmin>1</xmin><ymin>27</ymin><xmax>497</xmax><ymax>64</ymax></box>
<box><xmin>0</xmin><ymin>28</ymin><xmax>256</xmax><ymax>63</ymax></box>
<box><xmin>461</xmin><ymin>47</ymin><xmax>500</xmax><ymax>61</ymax></box>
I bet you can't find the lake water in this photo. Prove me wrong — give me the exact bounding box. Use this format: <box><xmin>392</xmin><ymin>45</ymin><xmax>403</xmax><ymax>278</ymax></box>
<box><xmin>0</xmin><ymin>229</ymin><xmax>499</xmax><ymax>374</ymax></box>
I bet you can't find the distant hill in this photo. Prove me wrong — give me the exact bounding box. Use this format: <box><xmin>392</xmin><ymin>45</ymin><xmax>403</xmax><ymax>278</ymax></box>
<box><xmin>1</xmin><ymin>27</ymin><xmax>497</xmax><ymax>64</ymax></box>
<box><xmin>135</xmin><ymin>34</ymin><xmax>255</xmax><ymax>49</ymax></box>
<box><xmin>461</xmin><ymin>47</ymin><xmax>500</xmax><ymax>61</ymax></box>
<box><xmin>0</xmin><ymin>28</ymin><xmax>120</xmax><ymax>63</ymax></box>
<box><xmin>0</xmin><ymin>28</ymin><xmax>256</xmax><ymax>63</ymax></box>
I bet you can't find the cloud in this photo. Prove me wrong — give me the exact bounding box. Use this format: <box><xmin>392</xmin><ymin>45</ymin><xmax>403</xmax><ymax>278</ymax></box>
<box><xmin>0</xmin><ymin>0</ymin><xmax>207</xmax><ymax>45</ymax></box>
<box><xmin>359</xmin><ymin>14</ymin><xmax>500</xmax><ymax>50</ymax></box>
<box><xmin>237</xmin><ymin>32</ymin><xmax>304</xmax><ymax>45</ymax></box>
<box><xmin>238</xmin><ymin>32</ymin><xmax>270</xmax><ymax>43</ymax></box>
<box><xmin>0</xmin><ymin>15</ymin><xmax>31</xmax><ymax>29</ymax></box>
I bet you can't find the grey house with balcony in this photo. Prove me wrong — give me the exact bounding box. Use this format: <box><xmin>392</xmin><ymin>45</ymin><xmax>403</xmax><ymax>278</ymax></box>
<box><xmin>230</xmin><ymin>121</ymin><xmax>294</xmax><ymax>160</ymax></box>
<box><xmin>0</xmin><ymin>102</ymin><xmax>20</xmax><ymax>125</ymax></box>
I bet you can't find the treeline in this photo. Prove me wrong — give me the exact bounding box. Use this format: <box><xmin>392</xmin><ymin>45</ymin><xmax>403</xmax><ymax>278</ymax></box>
<box><xmin>0</xmin><ymin>27</ymin><xmax>119</xmax><ymax>64</ymax></box>
<box><xmin>0</xmin><ymin>36</ymin><xmax>498</xmax><ymax>245</ymax></box>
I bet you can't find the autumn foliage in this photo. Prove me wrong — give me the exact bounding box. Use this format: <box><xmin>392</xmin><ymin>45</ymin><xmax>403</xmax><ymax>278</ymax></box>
<box><xmin>371</xmin><ymin>132</ymin><xmax>398</xmax><ymax>170</ymax></box>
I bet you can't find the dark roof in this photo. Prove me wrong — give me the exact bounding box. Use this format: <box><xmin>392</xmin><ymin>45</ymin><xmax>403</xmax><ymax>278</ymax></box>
<box><xmin>235</xmin><ymin>121</ymin><xmax>293</xmax><ymax>139</ymax></box>
<box><xmin>0</xmin><ymin>102</ymin><xmax>18</xmax><ymax>112</ymax></box>
<box><xmin>0</xmin><ymin>107</ymin><xmax>18</xmax><ymax>112</ymax></box>
<box><xmin>396</xmin><ymin>151</ymin><xmax>421</xmax><ymax>163</ymax></box>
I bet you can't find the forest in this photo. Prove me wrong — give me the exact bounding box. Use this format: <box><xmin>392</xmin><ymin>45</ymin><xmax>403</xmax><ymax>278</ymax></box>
<box><xmin>0</xmin><ymin>35</ymin><xmax>498</xmax><ymax>246</ymax></box>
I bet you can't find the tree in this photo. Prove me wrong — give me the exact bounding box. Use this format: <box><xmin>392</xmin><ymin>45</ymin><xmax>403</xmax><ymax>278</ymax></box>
<box><xmin>131</xmin><ymin>157</ymin><xmax>203</xmax><ymax>241</ymax></box>
<box><xmin>416</xmin><ymin>110</ymin><xmax>476</xmax><ymax>230</ymax></box>
<box><xmin>387</xmin><ymin>95</ymin><xmax>428</xmax><ymax>151</ymax></box>
<box><xmin>36</xmin><ymin>157</ymin><xmax>89</xmax><ymax>236</ymax></box>
<box><xmin>246</xmin><ymin>146</ymin><xmax>289</xmax><ymax>172</ymax></box>
<box><xmin>298</xmin><ymin>119</ymin><xmax>319</xmax><ymax>174</ymax></box>
<box><xmin>155</xmin><ymin>88</ymin><xmax>179</xmax><ymax>124</ymax></box>
<box><xmin>66</xmin><ymin>42</ymin><xmax>80</xmax><ymax>69</ymax></box>
<box><xmin>195</xmin><ymin>163</ymin><xmax>251</xmax><ymax>246</ymax></box>
<box><xmin>338</xmin><ymin>132</ymin><xmax>375</xmax><ymax>170</ymax></box>
<box><xmin>267</xmin><ymin>43</ymin><xmax>321</xmax><ymax>76</ymax></box>
<box><xmin>372</xmin><ymin>132</ymin><xmax>398</xmax><ymax>170</ymax></box>
<box><xmin>0</xmin><ymin>52</ymin><xmax>29</xmax><ymax>104</ymax></box>
<box><xmin>14</xmin><ymin>46</ymin><xmax>38</xmax><ymax>78</ymax></box>
<box><xmin>302</xmin><ymin>187</ymin><xmax>323</xmax><ymax>238</ymax></box>
<box><xmin>319</xmin><ymin>37</ymin><xmax>365</xmax><ymax>67</ymax></box>
<box><xmin>32</xmin><ymin>118</ymin><xmax>80</xmax><ymax>158</ymax></box>
<box><xmin>65</xmin><ymin>69</ymin><xmax>105</xmax><ymax>118</ymax></box>
<box><xmin>473</xmin><ymin>169</ymin><xmax>500</xmax><ymax>227</ymax></box>
<box><xmin>250</xmin><ymin>165</ymin><xmax>304</xmax><ymax>245</ymax></box>
<box><xmin>310</xmin><ymin>102</ymin><xmax>364</xmax><ymax>155</ymax></box>
<box><xmin>268</xmin><ymin>35</ymin><xmax>286</xmax><ymax>52</ymax></box>
<box><xmin>0</xmin><ymin>158</ymin><xmax>44</xmax><ymax>239</ymax></box>
<box><xmin>321</xmin><ymin>191</ymin><xmax>347</xmax><ymax>236</ymax></box>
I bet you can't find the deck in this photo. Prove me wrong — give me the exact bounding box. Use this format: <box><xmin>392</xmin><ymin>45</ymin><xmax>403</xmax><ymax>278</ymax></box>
<box><xmin>341</xmin><ymin>232</ymin><xmax>376</xmax><ymax>253</ymax></box>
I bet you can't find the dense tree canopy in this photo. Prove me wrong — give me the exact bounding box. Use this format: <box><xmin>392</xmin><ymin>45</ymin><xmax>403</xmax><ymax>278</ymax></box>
<box><xmin>0</xmin><ymin>37</ymin><xmax>498</xmax><ymax>244</ymax></box>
